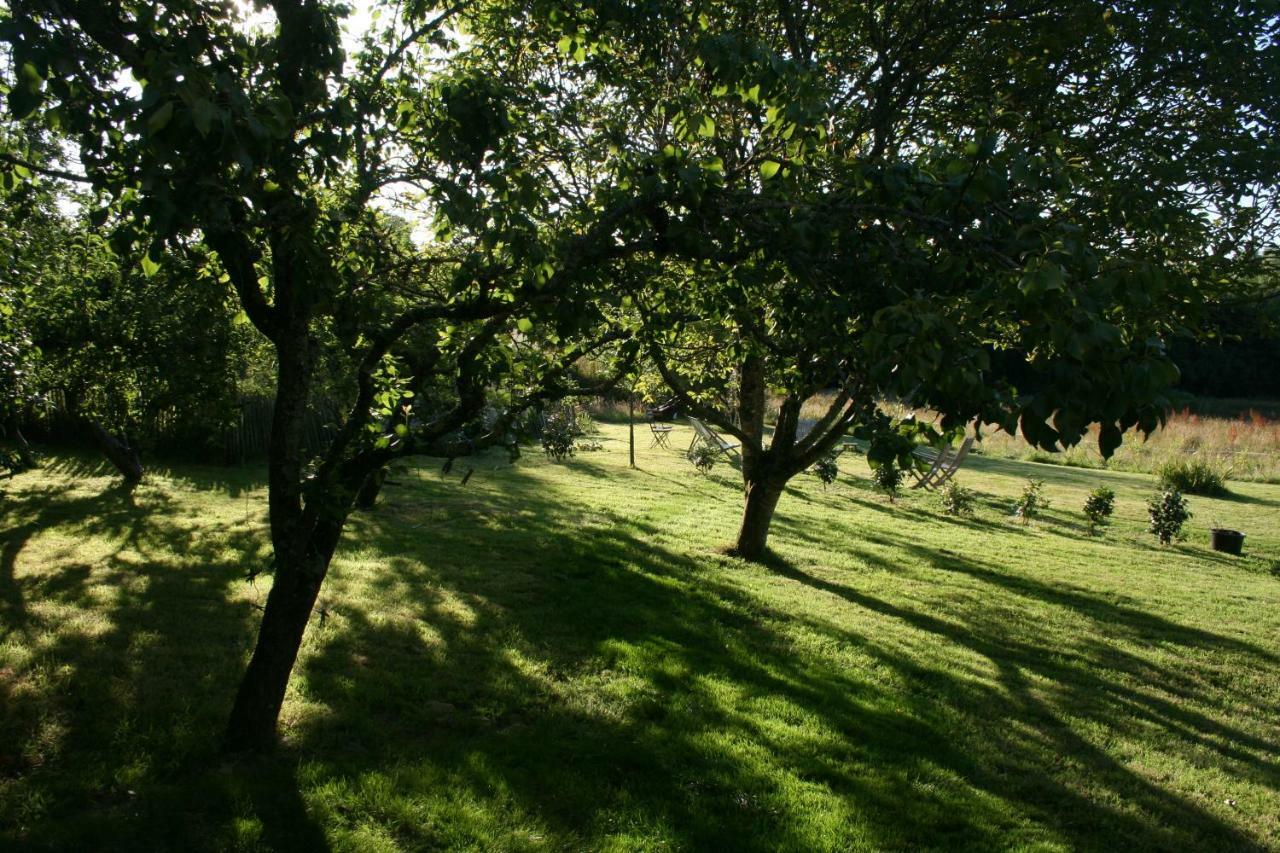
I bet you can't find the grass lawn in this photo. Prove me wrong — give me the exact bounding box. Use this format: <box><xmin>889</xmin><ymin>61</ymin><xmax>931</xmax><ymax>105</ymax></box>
<box><xmin>2</xmin><ymin>422</ymin><xmax>1278</xmax><ymax>851</ymax></box>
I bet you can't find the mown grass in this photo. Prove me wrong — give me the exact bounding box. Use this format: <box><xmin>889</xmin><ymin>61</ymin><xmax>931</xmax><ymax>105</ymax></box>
<box><xmin>2</xmin><ymin>422</ymin><xmax>1279</xmax><ymax>851</ymax></box>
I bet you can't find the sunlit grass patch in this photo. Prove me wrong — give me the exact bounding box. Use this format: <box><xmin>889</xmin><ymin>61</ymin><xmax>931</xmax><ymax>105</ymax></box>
<box><xmin>2</xmin><ymin>424</ymin><xmax>1278</xmax><ymax>850</ymax></box>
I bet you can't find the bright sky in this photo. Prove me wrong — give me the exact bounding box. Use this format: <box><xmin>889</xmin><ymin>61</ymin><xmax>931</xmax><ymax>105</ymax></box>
<box><xmin>236</xmin><ymin>0</ymin><xmax>376</xmax><ymax>52</ymax></box>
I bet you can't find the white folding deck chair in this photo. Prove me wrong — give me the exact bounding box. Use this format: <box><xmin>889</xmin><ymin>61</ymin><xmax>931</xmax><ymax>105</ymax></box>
<box><xmin>687</xmin><ymin>416</ymin><xmax>741</xmax><ymax>461</ymax></box>
<box><xmin>909</xmin><ymin>437</ymin><xmax>974</xmax><ymax>490</ymax></box>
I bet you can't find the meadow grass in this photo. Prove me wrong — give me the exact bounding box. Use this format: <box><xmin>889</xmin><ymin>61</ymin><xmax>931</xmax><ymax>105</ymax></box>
<box><xmin>2</xmin><ymin>423</ymin><xmax>1279</xmax><ymax>851</ymax></box>
<box><xmin>753</xmin><ymin>395</ymin><xmax>1280</xmax><ymax>483</ymax></box>
<box><xmin>972</xmin><ymin>407</ymin><xmax>1280</xmax><ymax>484</ymax></box>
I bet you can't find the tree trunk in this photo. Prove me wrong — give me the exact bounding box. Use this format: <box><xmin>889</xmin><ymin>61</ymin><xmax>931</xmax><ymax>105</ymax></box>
<box><xmin>224</xmin><ymin>308</ymin><xmax>325</xmax><ymax>753</ymax></box>
<box><xmin>355</xmin><ymin>467</ymin><xmax>385</xmax><ymax>510</ymax></box>
<box><xmin>5</xmin><ymin>418</ymin><xmax>36</xmax><ymax>469</ymax></box>
<box><xmin>732</xmin><ymin>475</ymin><xmax>785</xmax><ymax>561</ymax></box>
<box><xmin>222</xmin><ymin>559</ymin><xmax>325</xmax><ymax>752</ymax></box>
<box><xmin>11</xmin><ymin>423</ymin><xmax>35</xmax><ymax>469</ymax></box>
<box><xmin>223</xmin><ymin>519</ymin><xmax>343</xmax><ymax>752</ymax></box>
<box><xmin>87</xmin><ymin>420</ymin><xmax>143</xmax><ymax>482</ymax></box>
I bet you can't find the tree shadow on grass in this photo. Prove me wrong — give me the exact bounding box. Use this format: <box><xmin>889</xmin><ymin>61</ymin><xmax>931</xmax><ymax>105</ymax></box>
<box><xmin>1</xmin><ymin>480</ymin><xmax>143</xmax><ymax>640</ymax></box>
<box><xmin>834</xmin><ymin>491</ymin><xmax>1010</xmax><ymax>534</ymax></box>
<box><xmin>295</xmin><ymin>494</ymin><xmax>1002</xmax><ymax>850</ymax></box>
<box><xmin>1205</xmin><ymin>487</ymin><xmax>1280</xmax><ymax>510</ymax></box>
<box><xmin>39</xmin><ymin>451</ymin><xmax>268</xmax><ymax>497</ymax></box>
<box><xmin>4</xmin><ymin>456</ymin><xmax>1277</xmax><ymax>851</ymax></box>
<box><xmin>289</xmin><ymin>465</ymin><xmax>1274</xmax><ymax>851</ymax></box>
<box><xmin>762</xmin><ymin>551</ymin><xmax>1276</xmax><ymax>851</ymax></box>
<box><xmin>0</xmin><ymin>474</ymin><xmax>323</xmax><ymax>852</ymax></box>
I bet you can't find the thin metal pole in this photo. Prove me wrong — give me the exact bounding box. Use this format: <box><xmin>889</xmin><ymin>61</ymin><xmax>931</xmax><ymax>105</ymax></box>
<box><xmin>628</xmin><ymin>395</ymin><xmax>636</xmax><ymax>468</ymax></box>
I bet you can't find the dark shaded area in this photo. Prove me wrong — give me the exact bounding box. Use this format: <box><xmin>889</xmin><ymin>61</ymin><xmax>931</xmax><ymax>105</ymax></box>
<box><xmin>2</xmin><ymin>456</ymin><xmax>1276</xmax><ymax>851</ymax></box>
<box><xmin>0</xmin><ymin>467</ymin><xmax>321</xmax><ymax>851</ymax></box>
<box><xmin>1169</xmin><ymin>299</ymin><xmax>1280</xmax><ymax>401</ymax></box>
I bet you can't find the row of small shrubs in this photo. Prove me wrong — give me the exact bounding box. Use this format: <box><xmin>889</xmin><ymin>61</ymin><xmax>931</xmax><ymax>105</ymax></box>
<box><xmin>802</xmin><ymin>445</ymin><xmax>1206</xmax><ymax>546</ymax></box>
<box><xmin>983</xmin><ymin>478</ymin><xmax>1193</xmax><ymax>545</ymax></box>
<box><xmin>817</xmin><ymin>455</ymin><xmax>1198</xmax><ymax>545</ymax></box>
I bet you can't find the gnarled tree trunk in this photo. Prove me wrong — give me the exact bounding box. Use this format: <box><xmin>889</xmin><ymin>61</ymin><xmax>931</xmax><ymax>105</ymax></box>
<box><xmin>354</xmin><ymin>467</ymin><xmax>386</xmax><ymax>510</ymax></box>
<box><xmin>732</xmin><ymin>473</ymin><xmax>786</xmax><ymax>560</ymax></box>
<box><xmin>223</xmin><ymin>518</ymin><xmax>344</xmax><ymax>752</ymax></box>
<box><xmin>5</xmin><ymin>418</ymin><xmax>36</xmax><ymax>470</ymax></box>
<box><xmin>223</xmin><ymin>310</ymin><xmax>325</xmax><ymax>752</ymax></box>
<box><xmin>87</xmin><ymin>420</ymin><xmax>143</xmax><ymax>482</ymax></box>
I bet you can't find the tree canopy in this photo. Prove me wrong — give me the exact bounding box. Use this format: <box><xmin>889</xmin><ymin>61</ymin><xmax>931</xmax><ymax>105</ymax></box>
<box><xmin>2</xmin><ymin>0</ymin><xmax>1277</xmax><ymax>744</ymax></box>
<box><xmin>540</xmin><ymin>0</ymin><xmax>1280</xmax><ymax>556</ymax></box>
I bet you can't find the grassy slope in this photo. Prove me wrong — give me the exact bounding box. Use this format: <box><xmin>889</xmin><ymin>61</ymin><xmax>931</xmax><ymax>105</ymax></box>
<box><xmin>2</xmin><ymin>423</ymin><xmax>1278</xmax><ymax>852</ymax></box>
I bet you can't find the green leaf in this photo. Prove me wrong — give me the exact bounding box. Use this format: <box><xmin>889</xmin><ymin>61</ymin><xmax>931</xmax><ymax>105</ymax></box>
<box><xmin>7</xmin><ymin>83</ymin><xmax>41</xmax><ymax>118</ymax></box>
<box><xmin>760</xmin><ymin>160</ymin><xmax>781</xmax><ymax>180</ymax></box>
<box><xmin>140</xmin><ymin>252</ymin><xmax>161</xmax><ymax>278</ymax></box>
<box><xmin>517</xmin><ymin>317</ymin><xmax>533</xmax><ymax>333</ymax></box>
<box><xmin>192</xmin><ymin>98</ymin><xmax>216</xmax><ymax>137</ymax></box>
<box><xmin>697</xmin><ymin>115</ymin><xmax>715</xmax><ymax>138</ymax></box>
<box><xmin>1098</xmin><ymin>422</ymin><xmax>1122</xmax><ymax>459</ymax></box>
<box><xmin>148</xmin><ymin>101</ymin><xmax>175</xmax><ymax>134</ymax></box>
<box><xmin>18</xmin><ymin>62</ymin><xmax>41</xmax><ymax>91</ymax></box>
<box><xmin>1018</xmin><ymin>263</ymin><xmax>1066</xmax><ymax>296</ymax></box>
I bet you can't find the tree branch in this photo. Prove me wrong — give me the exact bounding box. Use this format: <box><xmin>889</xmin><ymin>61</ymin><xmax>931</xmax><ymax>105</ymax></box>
<box><xmin>204</xmin><ymin>230</ymin><xmax>278</xmax><ymax>341</ymax></box>
<box><xmin>644</xmin><ymin>340</ymin><xmax>751</xmax><ymax>445</ymax></box>
<box><xmin>0</xmin><ymin>152</ymin><xmax>92</xmax><ymax>184</ymax></box>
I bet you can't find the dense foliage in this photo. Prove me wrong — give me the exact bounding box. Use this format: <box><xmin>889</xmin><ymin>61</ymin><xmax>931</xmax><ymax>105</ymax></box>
<box><xmin>1148</xmin><ymin>488</ymin><xmax>1192</xmax><ymax>544</ymax></box>
<box><xmin>1156</xmin><ymin>458</ymin><xmax>1229</xmax><ymax>497</ymax></box>
<box><xmin>3</xmin><ymin>0</ymin><xmax>650</xmax><ymax>748</ymax></box>
<box><xmin>595</xmin><ymin>0</ymin><xmax>1280</xmax><ymax>557</ymax></box>
<box><xmin>1082</xmin><ymin>485</ymin><xmax>1116</xmax><ymax>532</ymax></box>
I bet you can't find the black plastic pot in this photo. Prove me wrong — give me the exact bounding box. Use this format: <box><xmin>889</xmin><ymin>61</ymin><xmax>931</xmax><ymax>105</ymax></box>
<box><xmin>1210</xmin><ymin>528</ymin><xmax>1245</xmax><ymax>555</ymax></box>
